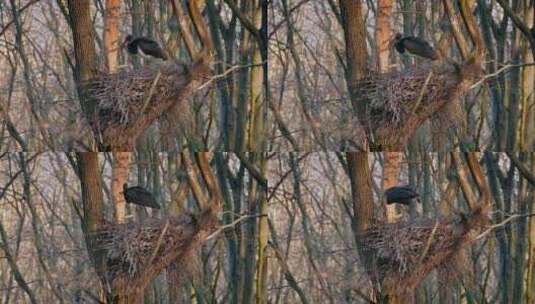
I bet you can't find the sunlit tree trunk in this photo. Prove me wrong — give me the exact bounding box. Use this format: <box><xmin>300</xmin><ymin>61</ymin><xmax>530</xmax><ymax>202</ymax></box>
<box><xmin>103</xmin><ymin>0</ymin><xmax>121</xmax><ymax>73</ymax></box>
<box><xmin>255</xmin><ymin>155</ymin><xmax>268</xmax><ymax>304</ymax></box>
<box><xmin>247</xmin><ymin>0</ymin><xmax>266</xmax><ymax>152</ymax></box>
<box><xmin>111</xmin><ymin>153</ymin><xmax>131</xmax><ymax>223</ymax></box>
<box><xmin>519</xmin><ymin>0</ymin><xmax>534</xmax><ymax>149</ymax></box>
<box><xmin>527</xmin><ymin>153</ymin><xmax>535</xmax><ymax>303</ymax></box>
<box><xmin>376</xmin><ymin>0</ymin><xmax>392</xmax><ymax>71</ymax></box>
<box><xmin>383</xmin><ymin>153</ymin><xmax>401</xmax><ymax>222</ymax></box>
<box><xmin>511</xmin><ymin>154</ymin><xmax>528</xmax><ymax>303</ymax></box>
<box><xmin>376</xmin><ymin>0</ymin><xmax>399</xmax><ymax>222</ymax></box>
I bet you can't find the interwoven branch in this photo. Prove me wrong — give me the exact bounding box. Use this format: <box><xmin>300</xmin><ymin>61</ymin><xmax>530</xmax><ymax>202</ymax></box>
<box><xmin>82</xmin><ymin>60</ymin><xmax>211</xmax><ymax>150</ymax></box>
<box><xmin>354</xmin><ymin>62</ymin><xmax>483</xmax><ymax>150</ymax></box>
<box><xmin>358</xmin><ymin>206</ymin><xmax>488</xmax><ymax>295</ymax></box>
<box><xmin>93</xmin><ymin>211</ymin><xmax>217</xmax><ymax>296</ymax></box>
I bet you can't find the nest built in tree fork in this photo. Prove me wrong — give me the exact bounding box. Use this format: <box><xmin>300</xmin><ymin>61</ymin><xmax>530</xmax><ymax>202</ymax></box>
<box><xmin>83</xmin><ymin>59</ymin><xmax>211</xmax><ymax>151</ymax></box>
<box><xmin>93</xmin><ymin>211</ymin><xmax>217</xmax><ymax>301</ymax></box>
<box><xmin>355</xmin><ymin>61</ymin><xmax>483</xmax><ymax>150</ymax></box>
<box><xmin>358</xmin><ymin>206</ymin><xmax>488</xmax><ymax>299</ymax></box>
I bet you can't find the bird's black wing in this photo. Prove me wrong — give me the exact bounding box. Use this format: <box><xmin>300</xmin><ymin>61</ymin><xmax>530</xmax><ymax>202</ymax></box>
<box><xmin>135</xmin><ymin>37</ymin><xmax>168</xmax><ymax>60</ymax></box>
<box><xmin>403</xmin><ymin>37</ymin><xmax>438</xmax><ymax>60</ymax></box>
<box><xmin>124</xmin><ymin>186</ymin><xmax>161</xmax><ymax>209</ymax></box>
<box><xmin>405</xmin><ymin>36</ymin><xmax>433</xmax><ymax>48</ymax></box>
<box><xmin>385</xmin><ymin>186</ymin><xmax>419</xmax><ymax>205</ymax></box>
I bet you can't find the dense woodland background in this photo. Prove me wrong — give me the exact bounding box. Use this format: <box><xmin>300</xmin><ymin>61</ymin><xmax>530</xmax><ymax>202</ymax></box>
<box><xmin>1</xmin><ymin>0</ymin><xmax>535</xmax><ymax>304</ymax></box>
<box><xmin>0</xmin><ymin>0</ymin><xmax>266</xmax><ymax>151</ymax></box>
<box><xmin>0</xmin><ymin>152</ymin><xmax>534</xmax><ymax>303</ymax></box>
<box><xmin>269</xmin><ymin>0</ymin><xmax>534</xmax><ymax>151</ymax></box>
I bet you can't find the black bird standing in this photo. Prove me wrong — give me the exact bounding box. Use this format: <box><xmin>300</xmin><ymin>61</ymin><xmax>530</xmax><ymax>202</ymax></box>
<box><xmin>122</xmin><ymin>183</ymin><xmax>161</xmax><ymax>209</ymax></box>
<box><xmin>385</xmin><ymin>185</ymin><xmax>420</xmax><ymax>205</ymax></box>
<box><xmin>123</xmin><ymin>34</ymin><xmax>168</xmax><ymax>60</ymax></box>
<box><xmin>393</xmin><ymin>33</ymin><xmax>439</xmax><ymax>60</ymax></box>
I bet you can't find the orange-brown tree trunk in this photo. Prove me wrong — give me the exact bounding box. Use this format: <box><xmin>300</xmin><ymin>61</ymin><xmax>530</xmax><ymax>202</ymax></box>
<box><xmin>104</xmin><ymin>0</ymin><xmax>121</xmax><ymax>73</ymax></box>
<box><xmin>112</xmin><ymin>152</ymin><xmax>131</xmax><ymax>223</ymax></box>
<box><xmin>376</xmin><ymin>0</ymin><xmax>393</xmax><ymax>71</ymax></box>
<box><xmin>383</xmin><ymin>152</ymin><xmax>401</xmax><ymax>222</ymax></box>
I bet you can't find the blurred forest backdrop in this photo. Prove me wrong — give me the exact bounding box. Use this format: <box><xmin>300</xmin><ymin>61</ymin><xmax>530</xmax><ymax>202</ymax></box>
<box><xmin>1</xmin><ymin>0</ymin><xmax>535</xmax><ymax>303</ymax></box>
<box><xmin>268</xmin><ymin>0</ymin><xmax>535</xmax><ymax>151</ymax></box>
<box><xmin>0</xmin><ymin>152</ymin><xmax>534</xmax><ymax>303</ymax></box>
<box><xmin>0</xmin><ymin>0</ymin><xmax>266</xmax><ymax>151</ymax></box>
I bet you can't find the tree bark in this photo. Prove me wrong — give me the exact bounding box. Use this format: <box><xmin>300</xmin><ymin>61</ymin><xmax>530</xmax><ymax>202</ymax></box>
<box><xmin>339</xmin><ymin>0</ymin><xmax>369</xmax><ymax>116</ymax></box>
<box><xmin>112</xmin><ymin>152</ymin><xmax>131</xmax><ymax>223</ymax></box>
<box><xmin>346</xmin><ymin>153</ymin><xmax>377</xmax><ymax>300</ymax></box>
<box><xmin>67</xmin><ymin>0</ymin><xmax>97</xmax><ymax>105</ymax></box>
<box><xmin>526</xmin><ymin>154</ymin><xmax>535</xmax><ymax>303</ymax></box>
<box><xmin>76</xmin><ymin>152</ymin><xmax>106</xmax><ymax>300</ymax></box>
<box><xmin>383</xmin><ymin>152</ymin><xmax>401</xmax><ymax>222</ymax></box>
<box><xmin>376</xmin><ymin>0</ymin><xmax>392</xmax><ymax>71</ymax></box>
<box><xmin>103</xmin><ymin>0</ymin><xmax>121</xmax><ymax>73</ymax></box>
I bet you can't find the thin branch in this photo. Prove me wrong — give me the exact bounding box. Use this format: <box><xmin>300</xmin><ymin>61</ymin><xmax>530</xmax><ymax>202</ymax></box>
<box><xmin>411</xmin><ymin>70</ymin><xmax>433</xmax><ymax>114</ymax></box>
<box><xmin>223</xmin><ymin>0</ymin><xmax>263</xmax><ymax>46</ymax></box>
<box><xmin>205</xmin><ymin>213</ymin><xmax>266</xmax><ymax>241</ymax></box>
<box><xmin>0</xmin><ymin>0</ymin><xmax>41</xmax><ymax>37</ymax></box>
<box><xmin>474</xmin><ymin>212</ymin><xmax>535</xmax><ymax>241</ymax></box>
<box><xmin>418</xmin><ymin>220</ymin><xmax>439</xmax><ymax>264</ymax></box>
<box><xmin>494</xmin><ymin>0</ymin><xmax>535</xmax><ymax>56</ymax></box>
<box><xmin>470</xmin><ymin>62</ymin><xmax>535</xmax><ymax>89</ymax></box>
<box><xmin>148</xmin><ymin>220</ymin><xmax>170</xmax><ymax>265</ymax></box>
<box><xmin>236</xmin><ymin>152</ymin><xmax>268</xmax><ymax>189</ymax></box>
<box><xmin>140</xmin><ymin>71</ymin><xmax>162</xmax><ymax>114</ymax></box>
<box><xmin>506</xmin><ymin>152</ymin><xmax>535</xmax><ymax>186</ymax></box>
<box><xmin>196</xmin><ymin>62</ymin><xmax>265</xmax><ymax>91</ymax></box>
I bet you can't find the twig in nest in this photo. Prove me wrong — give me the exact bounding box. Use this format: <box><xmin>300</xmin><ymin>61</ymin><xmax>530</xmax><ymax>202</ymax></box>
<box><xmin>418</xmin><ymin>220</ymin><xmax>439</xmax><ymax>264</ymax></box>
<box><xmin>140</xmin><ymin>71</ymin><xmax>162</xmax><ymax>114</ymax></box>
<box><xmin>148</xmin><ymin>219</ymin><xmax>169</xmax><ymax>265</ymax></box>
<box><xmin>205</xmin><ymin>213</ymin><xmax>267</xmax><ymax>241</ymax></box>
<box><xmin>411</xmin><ymin>70</ymin><xmax>434</xmax><ymax>114</ymax></box>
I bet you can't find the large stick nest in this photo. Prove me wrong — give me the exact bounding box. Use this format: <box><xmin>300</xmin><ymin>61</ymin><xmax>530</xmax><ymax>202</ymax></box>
<box><xmin>82</xmin><ymin>60</ymin><xmax>211</xmax><ymax>150</ymax></box>
<box><xmin>358</xmin><ymin>206</ymin><xmax>488</xmax><ymax>295</ymax></box>
<box><xmin>93</xmin><ymin>211</ymin><xmax>217</xmax><ymax>294</ymax></box>
<box><xmin>354</xmin><ymin>62</ymin><xmax>483</xmax><ymax>149</ymax></box>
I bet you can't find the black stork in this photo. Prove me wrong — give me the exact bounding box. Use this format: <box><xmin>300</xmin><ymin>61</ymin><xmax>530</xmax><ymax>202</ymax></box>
<box><xmin>122</xmin><ymin>183</ymin><xmax>161</xmax><ymax>209</ymax></box>
<box><xmin>384</xmin><ymin>185</ymin><xmax>420</xmax><ymax>205</ymax></box>
<box><xmin>393</xmin><ymin>33</ymin><xmax>439</xmax><ymax>60</ymax></box>
<box><xmin>122</xmin><ymin>34</ymin><xmax>168</xmax><ymax>60</ymax></box>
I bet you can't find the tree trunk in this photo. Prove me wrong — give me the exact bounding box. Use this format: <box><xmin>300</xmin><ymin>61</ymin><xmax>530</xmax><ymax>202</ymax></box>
<box><xmin>103</xmin><ymin>0</ymin><xmax>121</xmax><ymax>73</ymax></box>
<box><xmin>519</xmin><ymin>0</ymin><xmax>535</xmax><ymax>149</ymax></box>
<box><xmin>247</xmin><ymin>0</ymin><xmax>266</xmax><ymax>152</ymax></box>
<box><xmin>255</xmin><ymin>155</ymin><xmax>268</xmax><ymax>304</ymax></box>
<box><xmin>345</xmin><ymin>153</ymin><xmax>376</xmax><ymax>299</ymax></box>
<box><xmin>526</xmin><ymin>154</ymin><xmax>535</xmax><ymax>303</ymax></box>
<box><xmin>375</xmin><ymin>0</ymin><xmax>392</xmax><ymax>71</ymax></box>
<box><xmin>339</xmin><ymin>0</ymin><xmax>369</xmax><ymax>116</ymax></box>
<box><xmin>112</xmin><ymin>152</ymin><xmax>131</xmax><ymax>223</ymax></box>
<box><xmin>383</xmin><ymin>152</ymin><xmax>401</xmax><ymax>222</ymax></box>
<box><xmin>76</xmin><ymin>153</ymin><xmax>106</xmax><ymax>293</ymax></box>
<box><xmin>67</xmin><ymin>0</ymin><xmax>97</xmax><ymax>115</ymax></box>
